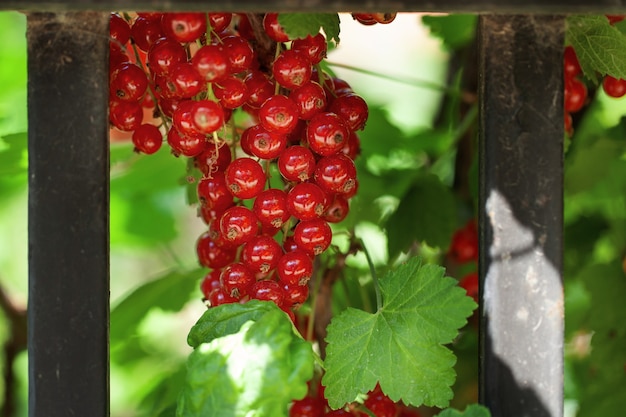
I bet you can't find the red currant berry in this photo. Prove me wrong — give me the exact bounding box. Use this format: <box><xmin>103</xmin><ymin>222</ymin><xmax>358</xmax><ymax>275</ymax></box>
<box><xmin>290</xmin><ymin>81</ymin><xmax>327</xmax><ymax>120</ymax></box>
<box><xmin>314</xmin><ymin>153</ymin><xmax>357</xmax><ymax>195</ymax></box>
<box><xmin>306</xmin><ymin>112</ymin><xmax>349</xmax><ymax>156</ymax></box>
<box><xmin>291</xmin><ymin>33</ymin><xmax>327</xmax><ymax>64</ymax></box>
<box><xmin>245</xmin><ymin>70</ymin><xmax>275</xmax><ymax>108</ymax></box>
<box><xmin>196</xmin><ymin>231</ymin><xmax>237</xmax><ymax>269</ymax></box>
<box><xmin>147</xmin><ymin>37</ymin><xmax>187</xmax><ymax>77</ymax></box>
<box><xmin>602</xmin><ymin>74</ymin><xmax>626</xmax><ymax>98</ymax></box>
<box><xmin>564</xmin><ymin>77</ymin><xmax>587</xmax><ymax>113</ymax></box>
<box><xmin>132</xmin><ymin>123</ymin><xmax>162</xmax><ymax>154</ymax></box>
<box><xmin>168</xmin><ymin>62</ymin><xmax>205</xmax><ymax>98</ymax></box>
<box><xmin>131</xmin><ymin>15</ymin><xmax>164</xmax><ymax>52</ymax></box>
<box><xmin>191</xmin><ymin>99</ymin><xmax>225</xmax><ymax>134</ymax></box>
<box><xmin>606</xmin><ymin>14</ymin><xmax>626</xmax><ymax>24</ymax></box>
<box><xmin>220</xmin><ymin>262</ymin><xmax>256</xmax><ymax>299</ymax></box>
<box><xmin>273</xmin><ymin>49</ymin><xmax>312</xmax><ymax>90</ymax></box>
<box><xmin>364</xmin><ymin>391</ymin><xmax>398</xmax><ymax>417</ymax></box>
<box><xmin>109</xmin><ymin>13</ymin><xmax>131</xmax><ymax>46</ymax></box>
<box><xmin>329</xmin><ymin>93</ymin><xmax>369</xmax><ymax>131</ymax></box>
<box><xmin>208</xmin><ymin>12</ymin><xmax>233</xmax><ymax>33</ymax></box>
<box><xmin>278</xmin><ymin>145</ymin><xmax>317</xmax><ymax>182</ymax></box>
<box><xmin>200</xmin><ymin>269</ymin><xmax>222</xmax><ymax>299</ymax></box>
<box><xmin>448</xmin><ymin>219</ymin><xmax>479</xmax><ymax>263</ymax></box>
<box><xmin>289</xmin><ymin>396</ymin><xmax>325</xmax><ymax>417</ymax></box>
<box><xmin>242</xmin><ymin>235</ymin><xmax>283</xmax><ymax>275</ymax></box>
<box><xmin>222</xmin><ymin>35</ymin><xmax>255</xmax><ymax>74</ymax></box>
<box><xmin>167</xmin><ymin>125</ymin><xmax>207</xmax><ymax>157</ymax></box>
<box><xmin>563</xmin><ymin>46</ymin><xmax>581</xmax><ymax>79</ymax></box>
<box><xmin>286</xmin><ymin>182</ymin><xmax>327</xmax><ymax>221</ymax></box>
<box><xmin>250</xmin><ymin>279</ymin><xmax>286</xmax><ymax>307</ymax></box>
<box><xmin>283</xmin><ymin>282</ymin><xmax>309</xmax><ymax>308</ymax></box>
<box><xmin>172</xmin><ymin>99</ymin><xmax>200</xmax><ymax>137</ymax></box>
<box><xmin>109</xmin><ymin>99</ymin><xmax>143</xmax><ymax>131</ymax></box>
<box><xmin>194</xmin><ymin>141</ymin><xmax>232</xmax><ymax>175</ymax></box>
<box><xmin>253</xmin><ymin>188</ymin><xmax>291</xmax><ymax>229</ymax></box>
<box><xmin>372</xmin><ymin>13</ymin><xmax>397</xmax><ymax>24</ymax></box>
<box><xmin>459</xmin><ymin>271</ymin><xmax>479</xmax><ymax>303</ymax></box>
<box><xmin>323</xmin><ymin>194</ymin><xmax>350</xmax><ymax>223</ymax></box>
<box><xmin>161</xmin><ymin>12</ymin><xmax>206</xmax><ymax>43</ymax></box>
<box><xmin>225</xmin><ymin>157</ymin><xmax>266</xmax><ymax>199</ymax></box>
<box><xmin>263</xmin><ymin>13</ymin><xmax>289</xmax><ymax>42</ymax></box>
<box><xmin>259</xmin><ymin>94</ymin><xmax>300</xmax><ymax>134</ymax></box>
<box><xmin>207</xmin><ymin>287</ymin><xmax>238</xmax><ymax>307</ymax></box>
<box><xmin>277</xmin><ymin>250</ymin><xmax>314</xmax><ymax>286</ymax></box>
<box><xmin>197</xmin><ymin>171</ymin><xmax>235</xmax><ymax>215</ymax></box>
<box><xmin>241</xmin><ymin>124</ymin><xmax>287</xmax><ymax>160</ymax></box>
<box><xmin>191</xmin><ymin>44</ymin><xmax>230</xmax><ymax>82</ymax></box>
<box><xmin>293</xmin><ymin>219</ymin><xmax>332</xmax><ymax>256</ymax></box>
<box><xmin>352</xmin><ymin>13</ymin><xmax>377</xmax><ymax>25</ymax></box>
<box><xmin>214</xmin><ymin>75</ymin><xmax>249</xmax><ymax>109</ymax></box>
<box><xmin>219</xmin><ymin>205</ymin><xmax>259</xmax><ymax>246</ymax></box>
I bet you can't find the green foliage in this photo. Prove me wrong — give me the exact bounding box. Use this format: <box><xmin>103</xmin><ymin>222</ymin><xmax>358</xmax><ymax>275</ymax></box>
<box><xmin>177</xmin><ymin>302</ymin><xmax>315</xmax><ymax>417</ymax></box>
<box><xmin>385</xmin><ymin>174</ymin><xmax>457</xmax><ymax>259</ymax></box>
<box><xmin>435</xmin><ymin>404</ymin><xmax>491</xmax><ymax>417</ymax></box>
<box><xmin>322</xmin><ymin>257</ymin><xmax>476</xmax><ymax>409</ymax></box>
<box><xmin>566</xmin><ymin>15</ymin><xmax>626</xmax><ymax>83</ymax></box>
<box><xmin>278</xmin><ymin>13</ymin><xmax>340</xmax><ymax>44</ymax></box>
<box><xmin>421</xmin><ymin>15</ymin><xmax>477</xmax><ymax>50</ymax></box>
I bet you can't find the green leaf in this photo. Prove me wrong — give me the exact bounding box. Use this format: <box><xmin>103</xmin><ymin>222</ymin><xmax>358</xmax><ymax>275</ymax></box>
<box><xmin>278</xmin><ymin>13</ymin><xmax>340</xmax><ymax>44</ymax></box>
<box><xmin>177</xmin><ymin>302</ymin><xmax>315</xmax><ymax>417</ymax></box>
<box><xmin>421</xmin><ymin>15</ymin><xmax>477</xmax><ymax>50</ymax></box>
<box><xmin>322</xmin><ymin>257</ymin><xmax>477</xmax><ymax>409</ymax></box>
<box><xmin>566</xmin><ymin>15</ymin><xmax>626</xmax><ymax>83</ymax></box>
<box><xmin>435</xmin><ymin>404</ymin><xmax>491</xmax><ymax>417</ymax></box>
<box><xmin>0</xmin><ymin>132</ymin><xmax>27</xmax><ymax>176</ymax></box>
<box><xmin>385</xmin><ymin>174</ymin><xmax>457</xmax><ymax>259</ymax></box>
<box><xmin>188</xmin><ymin>299</ymin><xmax>284</xmax><ymax>348</ymax></box>
<box><xmin>111</xmin><ymin>268</ymin><xmax>203</xmax><ymax>341</ymax></box>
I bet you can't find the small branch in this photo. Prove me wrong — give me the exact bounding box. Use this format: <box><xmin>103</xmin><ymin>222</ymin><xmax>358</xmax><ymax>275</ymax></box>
<box><xmin>357</xmin><ymin>239</ymin><xmax>382</xmax><ymax>312</ymax></box>
<box><xmin>245</xmin><ymin>13</ymin><xmax>277</xmax><ymax>73</ymax></box>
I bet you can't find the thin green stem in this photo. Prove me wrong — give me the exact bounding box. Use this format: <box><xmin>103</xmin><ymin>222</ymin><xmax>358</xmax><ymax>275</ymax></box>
<box><xmin>359</xmin><ymin>238</ymin><xmax>382</xmax><ymax>312</ymax></box>
<box><xmin>326</xmin><ymin>61</ymin><xmax>462</xmax><ymax>96</ymax></box>
<box><xmin>452</xmin><ymin>103</ymin><xmax>478</xmax><ymax>144</ymax></box>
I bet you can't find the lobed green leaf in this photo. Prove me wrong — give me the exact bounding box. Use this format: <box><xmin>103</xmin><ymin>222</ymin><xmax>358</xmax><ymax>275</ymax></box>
<box><xmin>435</xmin><ymin>404</ymin><xmax>492</xmax><ymax>417</ymax></box>
<box><xmin>278</xmin><ymin>13</ymin><xmax>340</xmax><ymax>44</ymax></box>
<box><xmin>323</xmin><ymin>257</ymin><xmax>477</xmax><ymax>409</ymax></box>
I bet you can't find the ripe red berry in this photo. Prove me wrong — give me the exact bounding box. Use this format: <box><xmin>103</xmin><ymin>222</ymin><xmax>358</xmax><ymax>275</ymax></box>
<box><xmin>132</xmin><ymin>123</ymin><xmax>162</xmax><ymax>154</ymax></box>
<box><xmin>166</xmin><ymin>126</ymin><xmax>207</xmax><ymax>157</ymax></box>
<box><xmin>241</xmin><ymin>124</ymin><xmax>287</xmax><ymax>160</ymax></box>
<box><xmin>214</xmin><ymin>75</ymin><xmax>249</xmax><ymax>109</ymax></box>
<box><xmin>306</xmin><ymin>112</ymin><xmax>350</xmax><ymax>156</ymax></box>
<box><xmin>245</xmin><ymin>70</ymin><xmax>275</xmax><ymax>108</ymax></box>
<box><xmin>207</xmin><ymin>287</ymin><xmax>238</xmax><ymax>307</ymax></box>
<box><xmin>197</xmin><ymin>171</ymin><xmax>235</xmax><ymax>216</ymax></box>
<box><xmin>283</xmin><ymin>282</ymin><xmax>309</xmax><ymax>308</ymax></box>
<box><xmin>222</xmin><ymin>35</ymin><xmax>255</xmax><ymax>74</ymax></box>
<box><xmin>323</xmin><ymin>194</ymin><xmax>350</xmax><ymax>223</ymax></box>
<box><xmin>131</xmin><ymin>15</ymin><xmax>164</xmax><ymax>52</ymax></box>
<box><xmin>314</xmin><ymin>153</ymin><xmax>357</xmax><ymax>195</ymax></box>
<box><xmin>191</xmin><ymin>99</ymin><xmax>225</xmax><ymax>134</ymax></box>
<box><xmin>191</xmin><ymin>44</ymin><xmax>230</xmax><ymax>82</ymax></box>
<box><xmin>459</xmin><ymin>271</ymin><xmax>479</xmax><ymax>303</ymax></box>
<box><xmin>196</xmin><ymin>231</ymin><xmax>237</xmax><ymax>269</ymax></box>
<box><xmin>194</xmin><ymin>140</ymin><xmax>232</xmax><ymax>175</ymax></box>
<box><xmin>293</xmin><ymin>218</ymin><xmax>332</xmax><ymax>256</ymax></box>
<box><xmin>606</xmin><ymin>14</ymin><xmax>626</xmax><ymax>24</ymax></box>
<box><xmin>602</xmin><ymin>74</ymin><xmax>626</xmax><ymax>98</ymax></box>
<box><xmin>448</xmin><ymin>220</ymin><xmax>479</xmax><ymax>263</ymax></box>
<box><xmin>564</xmin><ymin>77</ymin><xmax>587</xmax><ymax>113</ymax></box>
<box><xmin>220</xmin><ymin>262</ymin><xmax>256</xmax><ymax>299</ymax></box>
<box><xmin>225</xmin><ymin>157</ymin><xmax>266</xmax><ymax>199</ymax></box>
<box><xmin>289</xmin><ymin>396</ymin><xmax>325</xmax><ymax>417</ymax></box>
<box><xmin>160</xmin><ymin>12</ymin><xmax>207</xmax><ymax>43</ymax></box>
<box><xmin>200</xmin><ymin>269</ymin><xmax>222</xmax><ymax>299</ymax></box>
<box><xmin>277</xmin><ymin>145</ymin><xmax>317</xmax><ymax>182</ymax></box>
<box><xmin>250</xmin><ymin>279</ymin><xmax>286</xmax><ymax>307</ymax></box>
<box><xmin>329</xmin><ymin>93</ymin><xmax>369</xmax><ymax>131</ymax></box>
<box><xmin>263</xmin><ymin>13</ymin><xmax>289</xmax><ymax>42</ymax></box>
<box><xmin>273</xmin><ymin>49</ymin><xmax>312</xmax><ymax>90</ymax></box>
<box><xmin>242</xmin><ymin>235</ymin><xmax>283</xmax><ymax>275</ymax></box>
<box><xmin>259</xmin><ymin>94</ymin><xmax>300</xmax><ymax>134</ymax></box>
<box><xmin>219</xmin><ymin>205</ymin><xmax>259</xmax><ymax>246</ymax></box>
<box><xmin>109</xmin><ymin>98</ymin><xmax>143</xmax><ymax>131</ymax></box>
<box><xmin>277</xmin><ymin>250</ymin><xmax>314</xmax><ymax>286</ymax></box>
<box><xmin>286</xmin><ymin>182</ymin><xmax>327</xmax><ymax>221</ymax></box>
<box><xmin>147</xmin><ymin>37</ymin><xmax>187</xmax><ymax>77</ymax></box>
<box><xmin>252</xmin><ymin>188</ymin><xmax>291</xmax><ymax>229</ymax></box>
<box><xmin>290</xmin><ymin>81</ymin><xmax>327</xmax><ymax>120</ymax></box>
<box><xmin>291</xmin><ymin>33</ymin><xmax>327</xmax><ymax>64</ymax></box>
<box><xmin>372</xmin><ymin>13</ymin><xmax>397</xmax><ymax>24</ymax></box>
<box><xmin>208</xmin><ymin>12</ymin><xmax>233</xmax><ymax>33</ymax></box>
<box><xmin>563</xmin><ymin>46</ymin><xmax>581</xmax><ymax>79</ymax></box>
<box><xmin>109</xmin><ymin>13</ymin><xmax>131</xmax><ymax>46</ymax></box>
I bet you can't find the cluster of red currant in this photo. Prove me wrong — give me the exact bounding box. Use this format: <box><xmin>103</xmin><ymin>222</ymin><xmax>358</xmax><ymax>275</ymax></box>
<box><xmin>350</xmin><ymin>12</ymin><xmax>397</xmax><ymax>26</ymax></box>
<box><xmin>289</xmin><ymin>382</ymin><xmax>421</xmax><ymax>417</ymax></box>
<box><xmin>447</xmin><ymin>219</ymin><xmax>479</xmax><ymax>305</ymax></box>
<box><xmin>564</xmin><ymin>14</ymin><xmax>626</xmax><ymax>136</ymax></box>
<box><xmin>107</xmin><ymin>12</ymin><xmax>370</xmax><ymax>321</ymax></box>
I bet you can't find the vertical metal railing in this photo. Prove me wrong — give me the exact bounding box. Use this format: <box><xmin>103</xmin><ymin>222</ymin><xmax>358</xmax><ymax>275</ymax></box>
<box><xmin>478</xmin><ymin>15</ymin><xmax>564</xmax><ymax>417</ymax></box>
<box><xmin>27</xmin><ymin>12</ymin><xmax>110</xmax><ymax>417</ymax></box>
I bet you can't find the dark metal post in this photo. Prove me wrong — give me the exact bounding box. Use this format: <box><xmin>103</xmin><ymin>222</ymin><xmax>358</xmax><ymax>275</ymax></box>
<box><xmin>27</xmin><ymin>12</ymin><xmax>110</xmax><ymax>417</ymax></box>
<box><xmin>478</xmin><ymin>15</ymin><xmax>564</xmax><ymax>417</ymax></box>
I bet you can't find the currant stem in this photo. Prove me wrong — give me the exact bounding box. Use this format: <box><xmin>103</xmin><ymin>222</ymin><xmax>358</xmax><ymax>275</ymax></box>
<box><xmin>358</xmin><ymin>238</ymin><xmax>382</xmax><ymax>312</ymax></box>
<box><xmin>326</xmin><ymin>61</ymin><xmax>462</xmax><ymax>96</ymax></box>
